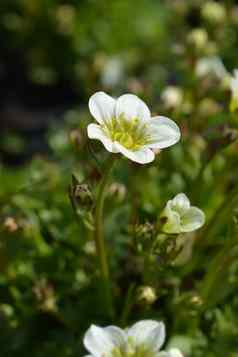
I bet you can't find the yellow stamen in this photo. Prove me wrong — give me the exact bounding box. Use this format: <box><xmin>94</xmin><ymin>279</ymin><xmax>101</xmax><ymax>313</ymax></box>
<box><xmin>102</xmin><ymin>115</ymin><xmax>150</xmax><ymax>151</ymax></box>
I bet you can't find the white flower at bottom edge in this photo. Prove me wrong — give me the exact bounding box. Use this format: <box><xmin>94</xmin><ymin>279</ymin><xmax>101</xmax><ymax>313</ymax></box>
<box><xmin>83</xmin><ymin>320</ymin><xmax>183</xmax><ymax>357</ymax></box>
<box><xmin>230</xmin><ymin>69</ymin><xmax>238</xmax><ymax>112</ymax></box>
<box><xmin>161</xmin><ymin>193</ymin><xmax>205</xmax><ymax>234</ymax></box>
<box><xmin>87</xmin><ymin>92</ymin><xmax>181</xmax><ymax>164</ymax></box>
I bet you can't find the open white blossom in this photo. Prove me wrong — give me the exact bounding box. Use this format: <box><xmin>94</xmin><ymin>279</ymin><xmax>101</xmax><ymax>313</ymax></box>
<box><xmin>87</xmin><ymin>92</ymin><xmax>181</xmax><ymax>164</ymax></box>
<box><xmin>230</xmin><ymin>69</ymin><xmax>238</xmax><ymax>112</ymax></box>
<box><xmin>83</xmin><ymin>320</ymin><xmax>183</xmax><ymax>357</ymax></box>
<box><xmin>161</xmin><ymin>193</ymin><xmax>205</xmax><ymax>234</ymax></box>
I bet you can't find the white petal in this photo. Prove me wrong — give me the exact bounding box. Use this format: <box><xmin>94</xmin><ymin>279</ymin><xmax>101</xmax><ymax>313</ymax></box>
<box><xmin>171</xmin><ymin>193</ymin><xmax>190</xmax><ymax>212</ymax></box>
<box><xmin>167</xmin><ymin>349</ymin><xmax>184</xmax><ymax>357</ymax></box>
<box><xmin>162</xmin><ymin>206</ymin><xmax>181</xmax><ymax>234</ymax></box>
<box><xmin>128</xmin><ymin>320</ymin><xmax>165</xmax><ymax>352</ymax></box>
<box><xmin>147</xmin><ymin>116</ymin><xmax>181</xmax><ymax>149</ymax></box>
<box><xmin>104</xmin><ymin>326</ymin><xmax>126</xmax><ymax>347</ymax></box>
<box><xmin>89</xmin><ymin>92</ymin><xmax>116</xmax><ymax>124</ymax></box>
<box><xmin>87</xmin><ymin>123</ymin><xmax>120</xmax><ymax>153</ymax></box>
<box><xmin>181</xmin><ymin>207</ymin><xmax>205</xmax><ymax>232</ymax></box>
<box><xmin>115</xmin><ymin>142</ymin><xmax>155</xmax><ymax>164</ymax></box>
<box><xmin>115</xmin><ymin>94</ymin><xmax>151</xmax><ymax>121</ymax></box>
<box><xmin>83</xmin><ymin>325</ymin><xmax>115</xmax><ymax>357</ymax></box>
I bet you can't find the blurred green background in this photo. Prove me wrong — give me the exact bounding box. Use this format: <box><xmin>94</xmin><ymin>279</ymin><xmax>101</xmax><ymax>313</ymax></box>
<box><xmin>1</xmin><ymin>1</ymin><xmax>238</xmax><ymax>356</ymax></box>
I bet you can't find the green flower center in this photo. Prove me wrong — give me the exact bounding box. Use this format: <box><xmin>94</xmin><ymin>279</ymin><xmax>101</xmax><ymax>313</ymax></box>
<box><xmin>111</xmin><ymin>343</ymin><xmax>155</xmax><ymax>357</ymax></box>
<box><xmin>102</xmin><ymin>115</ymin><xmax>150</xmax><ymax>151</ymax></box>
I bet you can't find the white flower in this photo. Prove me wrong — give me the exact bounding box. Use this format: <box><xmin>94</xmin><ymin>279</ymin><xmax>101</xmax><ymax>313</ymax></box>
<box><xmin>230</xmin><ymin>69</ymin><xmax>238</xmax><ymax>112</ymax></box>
<box><xmin>87</xmin><ymin>92</ymin><xmax>181</xmax><ymax>164</ymax></box>
<box><xmin>83</xmin><ymin>320</ymin><xmax>183</xmax><ymax>357</ymax></box>
<box><xmin>161</xmin><ymin>193</ymin><xmax>205</xmax><ymax>234</ymax></box>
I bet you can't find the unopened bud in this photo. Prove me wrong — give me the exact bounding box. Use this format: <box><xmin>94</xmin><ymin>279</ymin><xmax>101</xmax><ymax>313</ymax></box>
<box><xmin>70</xmin><ymin>175</ymin><xmax>93</xmax><ymax>208</ymax></box>
<box><xmin>3</xmin><ymin>217</ymin><xmax>19</xmax><ymax>232</ymax></box>
<box><xmin>108</xmin><ymin>182</ymin><xmax>127</xmax><ymax>202</ymax></box>
<box><xmin>188</xmin><ymin>28</ymin><xmax>208</xmax><ymax>51</ymax></box>
<box><xmin>83</xmin><ymin>241</ymin><xmax>96</xmax><ymax>255</ymax></box>
<box><xmin>69</xmin><ymin>129</ymin><xmax>84</xmax><ymax>149</ymax></box>
<box><xmin>137</xmin><ymin>286</ymin><xmax>157</xmax><ymax>305</ymax></box>
<box><xmin>198</xmin><ymin>98</ymin><xmax>221</xmax><ymax>117</ymax></box>
<box><xmin>202</xmin><ymin>1</ymin><xmax>226</xmax><ymax>24</ymax></box>
<box><xmin>69</xmin><ymin>176</ymin><xmax>94</xmax><ymax>230</ymax></box>
<box><xmin>190</xmin><ymin>295</ymin><xmax>203</xmax><ymax>306</ymax></box>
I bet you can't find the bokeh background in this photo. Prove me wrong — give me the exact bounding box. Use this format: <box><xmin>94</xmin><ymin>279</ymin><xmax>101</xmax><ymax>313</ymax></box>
<box><xmin>1</xmin><ymin>1</ymin><xmax>238</xmax><ymax>356</ymax></box>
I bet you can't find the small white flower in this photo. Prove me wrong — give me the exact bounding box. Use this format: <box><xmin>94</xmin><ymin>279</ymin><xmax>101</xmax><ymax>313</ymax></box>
<box><xmin>87</xmin><ymin>92</ymin><xmax>181</xmax><ymax>164</ymax></box>
<box><xmin>161</xmin><ymin>193</ymin><xmax>205</xmax><ymax>234</ymax></box>
<box><xmin>230</xmin><ymin>69</ymin><xmax>238</xmax><ymax>112</ymax></box>
<box><xmin>83</xmin><ymin>320</ymin><xmax>183</xmax><ymax>357</ymax></box>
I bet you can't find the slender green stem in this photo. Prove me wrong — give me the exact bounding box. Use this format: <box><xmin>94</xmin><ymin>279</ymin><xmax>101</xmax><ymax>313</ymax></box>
<box><xmin>94</xmin><ymin>155</ymin><xmax>115</xmax><ymax>318</ymax></box>
<box><xmin>94</xmin><ymin>156</ymin><xmax>115</xmax><ymax>279</ymax></box>
<box><xmin>120</xmin><ymin>283</ymin><xmax>136</xmax><ymax>327</ymax></box>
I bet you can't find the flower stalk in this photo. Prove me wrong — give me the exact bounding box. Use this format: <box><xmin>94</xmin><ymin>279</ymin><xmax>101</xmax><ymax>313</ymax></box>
<box><xmin>94</xmin><ymin>155</ymin><xmax>115</xmax><ymax>317</ymax></box>
<box><xmin>94</xmin><ymin>156</ymin><xmax>114</xmax><ymax>278</ymax></box>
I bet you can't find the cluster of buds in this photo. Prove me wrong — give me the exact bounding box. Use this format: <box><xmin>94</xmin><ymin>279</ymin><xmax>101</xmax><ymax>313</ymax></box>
<box><xmin>33</xmin><ymin>278</ymin><xmax>57</xmax><ymax>313</ymax></box>
<box><xmin>132</xmin><ymin>222</ymin><xmax>157</xmax><ymax>253</ymax></box>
